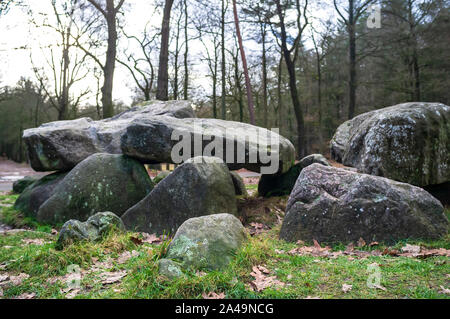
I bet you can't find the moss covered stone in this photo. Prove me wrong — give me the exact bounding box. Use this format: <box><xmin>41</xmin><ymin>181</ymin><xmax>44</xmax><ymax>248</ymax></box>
<box><xmin>56</xmin><ymin>212</ymin><xmax>124</xmax><ymax>249</ymax></box>
<box><xmin>280</xmin><ymin>164</ymin><xmax>449</xmax><ymax>244</ymax></box>
<box><xmin>12</xmin><ymin>176</ymin><xmax>39</xmax><ymax>194</ymax></box>
<box><xmin>165</xmin><ymin>213</ymin><xmax>247</xmax><ymax>271</ymax></box>
<box><xmin>331</xmin><ymin>102</ymin><xmax>450</xmax><ymax>187</ymax></box>
<box><xmin>14</xmin><ymin>172</ymin><xmax>67</xmax><ymax>218</ymax></box>
<box><xmin>122</xmin><ymin>156</ymin><xmax>237</xmax><ymax>235</ymax></box>
<box><xmin>36</xmin><ymin>153</ymin><xmax>154</xmax><ymax>224</ymax></box>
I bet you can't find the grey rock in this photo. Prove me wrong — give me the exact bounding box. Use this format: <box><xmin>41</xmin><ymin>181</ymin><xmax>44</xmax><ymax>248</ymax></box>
<box><xmin>12</xmin><ymin>176</ymin><xmax>39</xmax><ymax>194</ymax></box>
<box><xmin>230</xmin><ymin>171</ymin><xmax>247</xmax><ymax>196</ymax></box>
<box><xmin>23</xmin><ymin>100</ymin><xmax>196</xmax><ymax>172</ymax></box>
<box><xmin>331</xmin><ymin>102</ymin><xmax>450</xmax><ymax>186</ymax></box>
<box><xmin>166</xmin><ymin>213</ymin><xmax>247</xmax><ymax>270</ymax></box>
<box><xmin>14</xmin><ymin>172</ymin><xmax>67</xmax><ymax>218</ymax></box>
<box><xmin>56</xmin><ymin>212</ymin><xmax>124</xmax><ymax>249</ymax></box>
<box><xmin>37</xmin><ymin>153</ymin><xmax>154</xmax><ymax>224</ymax></box>
<box><xmin>280</xmin><ymin>164</ymin><xmax>448</xmax><ymax>244</ymax></box>
<box><xmin>298</xmin><ymin>154</ymin><xmax>330</xmax><ymax>168</ymax></box>
<box><xmin>122</xmin><ymin>156</ymin><xmax>237</xmax><ymax>235</ymax></box>
<box><xmin>120</xmin><ymin>117</ymin><xmax>295</xmax><ymax>174</ymax></box>
<box><xmin>157</xmin><ymin>258</ymin><xmax>183</xmax><ymax>279</ymax></box>
<box><xmin>258</xmin><ymin>154</ymin><xmax>330</xmax><ymax>198</ymax></box>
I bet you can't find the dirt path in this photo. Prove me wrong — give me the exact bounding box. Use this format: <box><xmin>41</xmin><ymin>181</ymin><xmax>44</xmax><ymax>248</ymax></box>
<box><xmin>0</xmin><ymin>157</ymin><xmax>48</xmax><ymax>192</ymax></box>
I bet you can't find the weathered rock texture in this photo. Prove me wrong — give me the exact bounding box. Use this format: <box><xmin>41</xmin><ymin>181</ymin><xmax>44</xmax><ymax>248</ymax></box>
<box><xmin>280</xmin><ymin>164</ymin><xmax>448</xmax><ymax>244</ymax></box>
<box><xmin>12</xmin><ymin>176</ymin><xmax>39</xmax><ymax>194</ymax></box>
<box><xmin>258</xmin><ymin>154</ymin><xmax>330</xmax><ymax>197</ymax></box>
<box><xmin>14</xmin><ymin>172</ymin><xmax>67</xmax><ymax>218</ymax></box>
<box><xmin>120</xmin><ymin>117</ymin><xmax>295</xmax><ymax>174</ymax></box>
<box><xmin>56</xmin><ymin>212</ymin><xmax>124</xmax><ymax>249</ymax></box>
<box><xmin>23</xmin><ymin>100</ymin><xmax>196</xmax><ymax>172</ymax></box>
<box><xmin>37</xmin><ymin>153</ymin><xmax>154</xmax><ymax>224</ymax></box>
<box><xmin>122</xmin><ymin>156</ymin><xmax>237</xmax><ymax>235</ymax></box>
<box><xmin>230</xmin><ymin>171</ymin><xmax>247</xmax><ymax>196</ymax></box>
<box><xmin>165</xmin><ymin>213</ymin><xmax>247</xmax><ymax>270</ymax></box>
<box><xmin>330</xmin><ymin>102</ymin><xmax>450</xmax><ymax>187</ymax></box>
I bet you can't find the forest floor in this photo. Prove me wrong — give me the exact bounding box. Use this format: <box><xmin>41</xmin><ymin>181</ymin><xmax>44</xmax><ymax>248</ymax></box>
<box><xmin>0</xmin><ymin>157</ymin><xmax>48</xmax><ymax>192</ymax></box>
<box><xmin>0</xmin><ymin>187</ymin><xmax>449</xmax><ymax>299</ymax></box>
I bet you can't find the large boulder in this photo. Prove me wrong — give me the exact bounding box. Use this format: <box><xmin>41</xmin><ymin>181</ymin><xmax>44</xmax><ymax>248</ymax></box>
<box><xmin>12</xmin><ymin>176</ymin><xmax>39</xmax><ymax>194</ymax></box>
<box><xmin>23</xmin><ymin>100</ymin><xmax>196</xmax><ymax>172</ymax></box>
<box><xmin>14</xmin><ymin>172</ymin><xmax>67</xmax><ymax>218</ymax></box>
<box><xmin>164</xmin><ymin>213</ymin><xmax>247</xmax><ymax>271</ymax></box>
<box><xmin>56</xmin><ymin>212</ymin><xmax>124</xmax><ymax>249</ymax></box>
<box><xmin>330</xmin><ymin>102</ymin><xmax>450</xmax><ymax>187</ymax></box>
<box><xmin>36</xmin><ymin>153</ymin><xmax>154</xmax><ymax>224</ymax></box>
<box><xmin>280</xmin><ymin>164</ymin><xmax>448</xmax><ymax>244</ymax></box>
<box><xmin>229</xmin><ymin>171</ymin><xmax>247</xmax><ymax>196</ymax></box>
<box><xmin>120</xmin><ymin>117</ymin><xmax>295</xmax><ymax>174</ymax></box>
<box><xmin>258</xmin><ymin>154</ymin><xmax>330</xmax><ymax>197</ymax></box>
<box><xmin>122</xmin><ymin>156</ymin><xmax>238</xmax><ymax>235</ymax></box>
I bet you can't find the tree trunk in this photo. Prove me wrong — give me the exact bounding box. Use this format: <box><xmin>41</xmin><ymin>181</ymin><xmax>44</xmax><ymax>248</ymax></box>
<box><xmin>348</xmin><ymin>0</ymin><xmax>356</xmax><ymax>119</ymax></box>
<box><xmin>100</xmin><ymin>0</ymin><xmax>118</xmax><ymax>118</ymax></box>
<box><xmin>232</xmin><ymin>0</ymin><xmax>255</xmax><ymax>124</ymax></box>
<box><xmin>183</xmin><ymin>0</ymin><xmax>189</xmax><ymax>100</ymax></box>
<box><xmin>261</xmin><ymin>23</ymin><xmax>268</xmax><ymax>128</ymax></box>
<box><xmin>275</xmin><ymin>0</ymin><xmax>306</xmax><ymax>158</ymax></box>
<box><xmin>156</xmin><ymin>0</ymin><xmax>174</xmax><ymax>101</ymax></box>
<box><xmin>221</xmin><ymin>0</ymin><xmax>226</xmax><ymax>120</ymax></box>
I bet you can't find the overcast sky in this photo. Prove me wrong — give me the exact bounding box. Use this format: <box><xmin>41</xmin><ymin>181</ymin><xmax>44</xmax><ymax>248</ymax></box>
<box><xmin>0</xmin><ymin>0</ymin><xmax>334</xmax><ymax>106</ymax></box>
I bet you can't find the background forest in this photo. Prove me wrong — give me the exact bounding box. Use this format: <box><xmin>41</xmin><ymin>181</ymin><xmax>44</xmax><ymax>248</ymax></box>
<box><xmin>0</xmin><ymin>0</ymin><xmax>449</xmax><ymax>162</ymax></box>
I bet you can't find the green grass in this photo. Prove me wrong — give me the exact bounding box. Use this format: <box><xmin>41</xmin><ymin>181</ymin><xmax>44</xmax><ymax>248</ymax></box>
<box><xmin>1</xmin><ymin>193</ymin><xmax>449</xmax><ymax>299</ymax></box>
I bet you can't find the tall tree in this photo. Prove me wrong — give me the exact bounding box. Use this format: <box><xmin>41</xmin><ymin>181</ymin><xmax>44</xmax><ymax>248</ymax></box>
<box><xmin>156</xmin><ymin>0</ymin><xmax>175</xmax><ymax>101</ymax></box>
<box><xmin>232</xmin><ymin>0</ymin><xmax>255</xmax><ymax>124</ymax></box>
<box><xmin>220</xmin><ymin>0</ymin><xmax>228</xmax><ymax>119</ymax></box>
<box><xmin>272</xmin><ymin>0</ymin><xmax>309</xmax><ymax>157</ymax></box>
<box><xmin>30</xmin><ymin>0</ymin><xmax>90</xmax><ymax>120</ymax></box>
<box><xmin>333</xmin><ymin>0</ymin><xmax>376</xmax><ymax>119</ymax></box>
<box><xmin>75</xmin><ymin>0</ymin><xmax>126</xmax><ymax>118</ymax></box>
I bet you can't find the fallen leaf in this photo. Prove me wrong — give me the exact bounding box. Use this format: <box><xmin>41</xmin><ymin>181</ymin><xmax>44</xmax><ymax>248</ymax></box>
<box><xmin>15</xmin><ymin>292</ymin><xmax>36</xmax><ymax>299</ymax></box>
<box><xmin>0</xmin><ymin>287</ymin><xmax>3</xmax><ymax>297</ymax></box>
<box><xmin>439</xmin><ymin>286</ymin><xmax>450</xmax><ymax>294</ymax></box>
<box><xmin>196</xmin><ymin>271</ymin><xmax>207</xmax><ymax>277</ymax></box>
<box><xmin>129</xmin><ymin>236</ymin><xmax>143</xmax><ymax>245</ymax></box>
<box><xmin>0</xmin><ymin>274</ymin><xmax>9</xmax><ymax>282</ymax></box>
<box><xmin>275</xmin><ymin>249</ymin><xmax>285</xmax><ymax>254</ymax></box>
<box><xmin>357</xmin><ymin>238</ymin><xmax>366</xmax><ymax>247</ymax></box>
<box><xmin>371</xmin><ymin>284</ymin><xmax>387</xmax><ymax>291</ymax></box>
<box><xmin>305</xmin><ymin>296</ymin><xmax>321</xmax><ymax>299</ymax></box>
<box><xmin>342</xmin><ymin>284</ymin><xmax>353</xmax><ymax>293</ymax></box>
<box><xmin>202</xmin><ymin>291</ymin><xmax>225</xmax><ymax>299</ymax></box>
<box><xmin>250</xmin><ymin>265</ymin><xmax>285</xmax><ymax>292</ymax></box>
<box><xmin>141</xmin><ymin>233</ymin><xmax>163</xmax><ymax>244</ymax></box>
<box><xmin>99</xmin><ymin>271</ymin><xmax>127</xmax><ymax>285</ymax></box>
<box><xmin>51</xmin><ymin>229</ymin><xmax>58</xmax><ymax>236</ymax></box>
<box><xmin>117</xmin><ymin>250</ymin><xmax>139</xmax><ymax>264</ymax></box>
<box><xmin>296</xmin><ymin>240</ymin><xmax>305</xmax><ymax>246</ymax></box>
<box><xmin>401</xmin><ymin>244</ymin><xmax>421</xmax><ymax>254</ymax></box>
<box><xmin>369</xmin><ymin>241</ymin><xmax>379</xmax><ymax>247</ymax></box>
<box><xmin>22</xmin><ymin>238</ymin><xmax>48</xmax><ymax>246</ymax></box>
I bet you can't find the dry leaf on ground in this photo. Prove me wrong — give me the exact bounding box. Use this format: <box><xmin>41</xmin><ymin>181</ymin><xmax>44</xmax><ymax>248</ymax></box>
<box><xmin>249</xmin><ymin>265</ymin><xmax>285</xmax><ymax>292</ymax></box>
<box><xmin>22</xmin><ymin>238</ymin><xmax>49</xmax><ymax>246</ymax></box>
<box><xmin>202</xmin><ymin>292</ymin><xmax>226</xmax><ymax>299</ymax></box>
<box><xmin>15</xmin><ymin>292</ymin><xmax>36</xmax><ymax>299</ymax></box>
<box><xmin>357</xmin><ymin>238</ymin><xmax>366</xmax><ymax>247</ymax></box>
<box><xmin>99</xmin><ymin>270</ymin><xmax>127</xmax><ymax>285</ymax></box>
<box><xmin>342</xmin><ymin>284</ymin><xmax>353</xmax><ymax>293</ymax></box>
<box><xmin>248</xmin><ymin>223</ymin><xmax>269</xmax><ymax>236</ymax></box>
<box><xmin>117</xmin><ymin>250</ymin><xmax>139</xmax><ymax>264</ymax></box>
<box><xmin>439</xmin><ymin>286</ymin><xmax>450</xmax><ymax>294</ymax></box>
<box><xmin>141</xmin><ymin>233</ymin><xmax>163</xmax><ymax>244</ymax></box>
